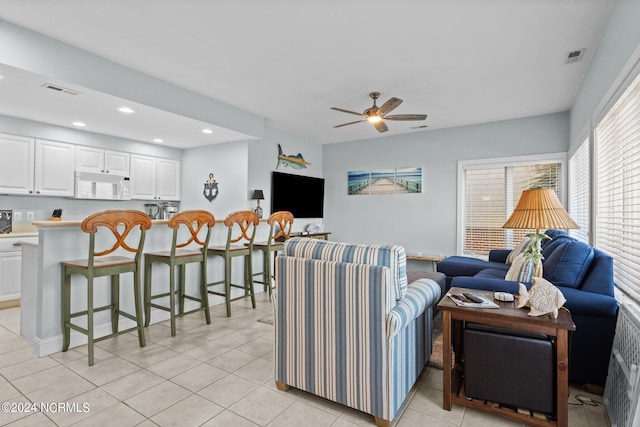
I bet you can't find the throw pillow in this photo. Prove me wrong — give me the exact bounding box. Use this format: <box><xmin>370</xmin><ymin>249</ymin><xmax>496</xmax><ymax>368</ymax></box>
<box><xmin>517</xmin><ymin>277</ymin><xmax>566</xmax><ymax>318</ymax></box>
<box><xmin>504</xmin><ymin>253</ymin><xmax>534</xmax><ymax>284</ymax></box>
<box><xmin>506</xmin><ymin>237</ymin><xmax>532</xmax><ymax>264</ymax></box>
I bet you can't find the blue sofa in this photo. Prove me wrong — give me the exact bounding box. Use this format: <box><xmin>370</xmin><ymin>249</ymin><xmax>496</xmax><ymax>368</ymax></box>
<box><xmin>437</xmin><ymin>230</ymin><xmax>619</xmax><ymax>388</ymax></box>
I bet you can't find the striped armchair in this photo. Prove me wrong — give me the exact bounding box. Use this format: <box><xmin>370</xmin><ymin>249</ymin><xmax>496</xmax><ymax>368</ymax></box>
<box><xmin>274</xmin><ymin>237</ymin><xmax>441</xmax><ymax>427</ymax></box>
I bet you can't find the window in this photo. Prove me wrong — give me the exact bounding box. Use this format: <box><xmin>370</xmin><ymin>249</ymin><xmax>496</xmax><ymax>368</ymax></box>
<box><xmin>568</xmin><ymin>137</ymin><xmax>590</xmax><ymax>243</ymax></box>
<box><xmin>459</xmin><ymin>154</ymin><xmax>564</xmax><ymax>256</ymax></box>
<box><xmin>595</xmin><ymin>71</ymin><xmax>640</xmax><ymax>303</ymax></box>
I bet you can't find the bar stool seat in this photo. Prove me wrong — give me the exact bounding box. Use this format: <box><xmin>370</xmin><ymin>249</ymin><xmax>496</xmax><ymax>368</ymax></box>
<box><xmin>207</xmin><ymin>210</ymin><xmax>259</xmax><ymax>317</ymax></box>
<box><xmin>61</xmin><ymin>210</ymin><xmax>151</xmax><ymax>366</ymax></box>
<box><xmin>252</xmin><ymin>211</ymin><xmax>294</xmax><ymax>300</ymax></box>
<box><xmin>144</xmin><ymin>210</ymin><xmax>215</xmax><ymax>337</ymax></box>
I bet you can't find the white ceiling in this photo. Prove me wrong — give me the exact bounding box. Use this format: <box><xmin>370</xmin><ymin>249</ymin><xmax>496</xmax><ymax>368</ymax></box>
<box><xmin>0</xmin><ymin>0</ymin><xmax>614</xmax><ymax>147</ymax></box>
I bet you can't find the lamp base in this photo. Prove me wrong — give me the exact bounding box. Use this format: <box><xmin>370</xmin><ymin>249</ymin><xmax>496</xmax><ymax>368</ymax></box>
<box><xmin>254</xmin><ymin>205</ymin><xmax>263</xmax><ymax>219</ymax></box>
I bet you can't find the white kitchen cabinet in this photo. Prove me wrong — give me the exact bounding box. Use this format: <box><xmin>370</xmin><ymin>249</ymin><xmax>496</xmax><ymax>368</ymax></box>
<box><xmin>0</xmin><ymin>134</ymin><xmax>35</xmax><ymax>195</ymax></box>
<box><xmin>34</xmin><ymin>139</ymin><xmax>76</xmax><ymax>197</ymax></box>
<box><xmin>131</xmin><ymin>154</ymin><xmax>180</xmax><ymax>200</ymax></box>
<box><xmin>0</xmin><ymin>237</ymin><xmax>38</xmax><ymax>306</ymax></box>
<box><xmin>76</xmin><ymin>146</ymin><xmax>130</xmax><ymax>175</ymax></box>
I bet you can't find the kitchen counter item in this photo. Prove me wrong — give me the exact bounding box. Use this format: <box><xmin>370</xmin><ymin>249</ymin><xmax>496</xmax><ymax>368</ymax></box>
<box><xmin>0</xmin><ymin>210</ymin><xmax>12</xmax><ymax>234</ymax></box>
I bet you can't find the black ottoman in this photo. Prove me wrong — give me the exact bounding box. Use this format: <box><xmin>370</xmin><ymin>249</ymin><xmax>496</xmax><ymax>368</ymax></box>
<box><xmin>407</xmin><ymin>271</ymin><xmax>448</xmax><ymax>301</ymax></box>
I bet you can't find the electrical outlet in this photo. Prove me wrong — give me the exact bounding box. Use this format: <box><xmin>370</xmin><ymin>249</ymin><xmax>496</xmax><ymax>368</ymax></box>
<box><xmin>27</xmin><ymin>212</ymin><xmax>34</xmax><ymax>221</ymax></box>
<box><xmin>14</xmin><ymin>212</ymin><xmax>22</xmax><ymax>221</ymax></box>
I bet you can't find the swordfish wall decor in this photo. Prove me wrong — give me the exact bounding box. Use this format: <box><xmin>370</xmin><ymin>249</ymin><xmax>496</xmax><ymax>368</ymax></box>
<box><xmin>276</xmin><ymin>144</ymin><xmax>311</xmax><ymax>169</ymax></box>
<box><xmin>348</xmin><ymin>167</ymin><xmax>422</xmax><ymax>195</ymax></box>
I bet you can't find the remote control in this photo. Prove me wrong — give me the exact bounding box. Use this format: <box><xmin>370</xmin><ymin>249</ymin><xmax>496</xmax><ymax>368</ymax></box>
<box><xmin>463</xmin><ymin>292</ymin><xmax>484</xmax><ymax>303</ymax></box>
<box><xmin>452</xmin><ymin>293</ymin><xmax>467</xmax><ymax>302</ymax></box>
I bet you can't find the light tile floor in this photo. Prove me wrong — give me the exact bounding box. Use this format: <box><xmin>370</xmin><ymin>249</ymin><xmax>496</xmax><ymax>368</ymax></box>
<box><xmin>0</xmin><ymin>294</ymin><xmax>610</xmax><ymax>426</ymax></box>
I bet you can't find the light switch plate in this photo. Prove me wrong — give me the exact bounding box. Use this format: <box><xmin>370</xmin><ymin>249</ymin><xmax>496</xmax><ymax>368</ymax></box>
<box><xmin>27</xmin><ymin>212</ymin><xmax>34</xmax><ymax>221</ymax></box>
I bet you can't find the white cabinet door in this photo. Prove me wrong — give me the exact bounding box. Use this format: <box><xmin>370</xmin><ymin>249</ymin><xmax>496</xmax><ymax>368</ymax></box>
<box><xmin>76</xmin><ymin>146</ymin><xmax>105</xmax><ymax>173</ymax></box>
<box><xmin>0</xmin><ymin>251</ymin><xmax>22</xmax><ymax>302</ymax></box>
<box><xmin>157</xmin><ymin>158</ymin><xmax>181</xmax><ymax>200</ymax></box>
<box><xmin>76</xmin><ymin>147</ymin><xmax>129</xmax><ymax>175</ymax></box>
<box><xmin>0</xmin><ymin>134</ymin><xmax>35</xmax><ymax>195</ymax></box>
<box><xmin>130</xmin><ymin>154</ymin><xmax>157</xmax><ymax>200</ymax></box>
<box><xmin>34</xmin><ymin>139</ymin><xmax>76</xmax><ymax>197</ymax></box>
<box><xmin>104</xmin><ymin>150</ymin><xmax>130</xmax><ymax>175</ymax></box>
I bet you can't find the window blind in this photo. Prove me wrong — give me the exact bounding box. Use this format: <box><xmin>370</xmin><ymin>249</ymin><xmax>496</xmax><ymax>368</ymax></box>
<box><xmin>595</xmin><ymin>71</ymin><xmax>640</xmax><ymax>303</ymax></box>
<box><xmin>569</xmin><ymin>138</ymin><xmax>590</xmax><ymax>243</ymax></box>
<box><xmin>463</xmin><ymin>161</ymin><xmax>561</xmax><ymax>255</ymax></box>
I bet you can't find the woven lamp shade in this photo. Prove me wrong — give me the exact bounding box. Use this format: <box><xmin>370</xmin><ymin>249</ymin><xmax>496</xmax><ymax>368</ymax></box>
<box><xmin>503</xmin><ymin>188</ymin><xmax>579</xmax><ymax>231</ymax></box>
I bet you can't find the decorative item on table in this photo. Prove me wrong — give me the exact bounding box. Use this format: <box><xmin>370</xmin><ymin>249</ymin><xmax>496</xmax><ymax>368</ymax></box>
<box><xmin>203</xmin><ymin>173</ymin><xmax>219</xmax><ymax>202</ymax></box>
<box><xmin>517</xmin><ymin>277</ymin><xmax>566</xmax><ymax>318</ymax></box>
<box><xmin>50</xmin><ymin>209</ymin><xmax>63</xmax><ymax>221</ymax></box>
<box><xmin>305</xmin><ymin>222</ymin><xmax>323</xmax><ymax>233</ymax></box>
<box><xmin>0</xmin><ymin>210</ymin><xmax>12</xmax><ymax>233</ymax></box>
<box><xmin>252</xmin><ymin>189</ymin><xmax>264</xmax><ymax>219</ymax></box>
<box><xmin>502</xmin><ymin>187</ymin><xmax>580</xmax><ymax>277</ymax></box>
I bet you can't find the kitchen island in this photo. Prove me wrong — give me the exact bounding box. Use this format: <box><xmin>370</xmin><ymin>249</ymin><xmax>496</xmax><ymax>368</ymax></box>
<box><xmin>21</xmin><ymin>218</ymin><xmax>271</xmax><ymax>357</ymax></box>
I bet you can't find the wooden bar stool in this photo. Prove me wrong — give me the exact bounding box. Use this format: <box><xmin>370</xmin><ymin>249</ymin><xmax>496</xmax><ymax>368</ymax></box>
<box><xmin>61</xmin><ymin>210</ymin><xmax>151</xmax><ymax>366</ymax></box>
<box><xmin>143</xmin><ymin>210</ymin><xmax>215</xmax><ymax>336</ymax></box>
<box><xmin>252</xmin><ymin>211</ymin><xmax>293</xmax><ymax>300</ymax></box>
<box><xmin>207</xmin><ymin>210</ymin><xmax>259</xmax><ymax>317</ymax></box>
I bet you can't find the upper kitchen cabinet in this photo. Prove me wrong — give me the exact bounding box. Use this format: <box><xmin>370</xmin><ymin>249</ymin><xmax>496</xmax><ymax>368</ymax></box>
<box><xmin>34</xmin><ymin>139</ymin><xmax>76</xmax><ymax>197</ymax></box>
<box><xmin>76</xmin><ymin>146</ymin><xmax>130</xmax><ymax>175</ymax></box>
<box><xmin>130</xmin><ymin>154</ymin><xmax>180</xmax><ymax>200</ymax></box>
<box><xmin>0</xmin><ymin>135</ymin><xmax>75</xmax><ymax>197</ymax></box>
<box><xmin>0</xmin><ymin>134</ymin><xmax>35</xmax><ymax>195</ymax></box>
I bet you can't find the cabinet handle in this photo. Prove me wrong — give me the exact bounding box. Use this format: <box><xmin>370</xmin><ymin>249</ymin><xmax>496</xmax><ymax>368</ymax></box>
<box><xmin>12</xmin><ymin>242</ymin><xmax>22</xmax><ymax>247</ymax></box>
<box><xmin>36</xmin><ymin>191</ymin><xmax>40</xmax><ymax>194</ymax></box>
<box><xmin>101</xmin><ymin>169</ymin><xmax>105</xmax><ymax>173</ymax></box>
<box><xmin>29</xmin><ymin>190</ymin><xmax>33</xmax><ymax>194</ymax></box>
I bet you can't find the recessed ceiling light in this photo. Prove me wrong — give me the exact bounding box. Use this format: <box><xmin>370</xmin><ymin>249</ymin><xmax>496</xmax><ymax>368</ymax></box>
<box><xmin>153</xmin><ymin>138</ymin><xmax>163</xmax><ymax>143</ymax></box>
<box><xmin>72</xmin><ymin>121</ymin><xmax>86</xmax><ymax>127</ymax></box>
<box><xmin>118</xmin><ymin>106</ymin><xmax>135</xmax><ymax>114</ymax></box>
<box><xmin>202</xmin><ymin>128</ymin><xmax>213</xmax><ymax>134</ymax></box>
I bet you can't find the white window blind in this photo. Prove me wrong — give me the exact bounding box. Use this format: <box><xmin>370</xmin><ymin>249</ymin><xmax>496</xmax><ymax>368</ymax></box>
<box><xmin>463</xmin><ymin>160</ymin><xmax>562</xmax><ymax>255</ymax></box>
<box><xmin>595</xmin><ymin>71</ymin><xmax>640</xmax><ymax>303</ymax></box>
<box><xmin>569</xmin><ymin>138</ymin><xmax>590</xmax><ymax>243</ymax></box>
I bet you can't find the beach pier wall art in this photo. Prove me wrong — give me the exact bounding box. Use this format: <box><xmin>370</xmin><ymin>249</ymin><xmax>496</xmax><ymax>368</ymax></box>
<box><xmin>348</xmin><ymin>167</ymin><xmax>422</xmax><ymax>195</ymax></box>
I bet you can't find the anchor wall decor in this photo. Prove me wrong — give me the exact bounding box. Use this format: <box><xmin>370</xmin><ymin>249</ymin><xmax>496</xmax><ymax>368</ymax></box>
<box><xmin>203</xmin><ymin>173</ymin><xmax>219</xmax><ymax>202</ymax></box>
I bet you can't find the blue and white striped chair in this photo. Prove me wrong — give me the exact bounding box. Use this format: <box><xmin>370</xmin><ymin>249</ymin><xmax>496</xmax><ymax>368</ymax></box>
<box><xmin>274</xmin><ymin>237</ymin><xmax>441</xmax><ymax>427</ymax></box>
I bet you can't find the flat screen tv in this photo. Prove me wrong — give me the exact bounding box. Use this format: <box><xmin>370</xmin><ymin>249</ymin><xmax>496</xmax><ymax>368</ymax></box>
<box><xmin>271</xmin><ymin>171</ymin><xmax>325</xmax><ymax>218</ymax></box>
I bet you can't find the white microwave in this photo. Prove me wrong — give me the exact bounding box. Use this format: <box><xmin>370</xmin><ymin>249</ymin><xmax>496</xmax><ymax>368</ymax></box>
<box><xmin>74</xmin><ymin>171</ymin><xmax>131</xmax><ymax>200</ymax></box>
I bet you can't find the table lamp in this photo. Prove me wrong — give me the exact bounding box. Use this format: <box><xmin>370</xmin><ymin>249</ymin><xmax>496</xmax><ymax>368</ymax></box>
<box><xmin>252</xmin><ymin>189</ymin><xmax>264</xmax><ymax>219</ymax></box>
<box><xmin>503</xmin><ymin>187</ymin><xmax>579</xmax><ymax>275</ymax></box>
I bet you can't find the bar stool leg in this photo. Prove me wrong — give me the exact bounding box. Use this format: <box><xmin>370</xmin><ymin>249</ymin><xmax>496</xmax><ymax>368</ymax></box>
<box><xmin>201</xmin><ymin>258</ymin><xmax>211</xmax><ymax>324</ymax></box>
<box><xmin>144</xmin><ymin>256</ymin><xmax>152</xmax><ymax>327</ymax></box>
<box><xmin>87</xmin><ymin>277</ymin><xmax>95</xmax><ymax>366</ymax></box>
<box><xmin>178</xmin><ymin>264</ymin><xmax>186</xmax><ymax>316</ymax></box>
<box><xmin>61</xmin><ymin>269</ymin><xmax>71</xmax><ymax>352</ymax></box>
<box><xmin>111</xmin><ymin>274</ymin><xmax>120</xmax><ymax>333</ymax></box>
<box><xmin>245</xmin><ymin>254</ymin><xmax>256</xmax><ymax>309</ymax></box>
<box><xmin>263</xmin><ymin>250</ymin><xmax>272</xmax><ymax>301</ymax></box>
<box><xmin>224</xmin><ymin>257</ymin><xmax>232</xmax><ymax>317</ymax></box>
<box><xmin>133</xmin><ymin>270</ymin><xmax>146</xmax><ymax>347</ymax></box>
<box><xmin>169</xmin><ymin>264</ymin><xmax>177</xmax><ymax>337</ymax></box>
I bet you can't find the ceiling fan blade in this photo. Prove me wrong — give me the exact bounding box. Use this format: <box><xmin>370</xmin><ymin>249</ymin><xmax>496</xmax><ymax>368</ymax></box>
<box><xmin>384</xmin><ymin>114</ymin><xmax>428</xmax><ymax>121</ymax></box>
<box><xmin>377</xmin><ymin>97</ymin><xmax>403</xmax><ymax>117</ymax></box>
<box><xmin>373</xmin><ymin>120</ymin><xmax>389</xmax><ymax>133</ymax></box>
<box><xmin>330</xmin><ymin>107</ymin><xmax>363</xmax><ymax>116</ymax></box>
<box><xmin>334</xmin><ymin>119</ymin><xmax>366</xmax><ymax>128</ymax></box>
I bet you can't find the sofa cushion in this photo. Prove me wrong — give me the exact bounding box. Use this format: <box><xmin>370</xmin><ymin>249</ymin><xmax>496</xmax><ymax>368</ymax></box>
<box><xmin>437</xmin><ymin>256</ymin><xmax>511</xmax><ymax>278</ymax></box>
<box><xmin>284</xmin><ymin>237</ymin><xmax>408</xmax><ymax>299</ymax></box>
<box><xmin>543</xmin><ymin>240</ymin><xmax>594</xmax><ymax>289</ymax></box>
<box><xmin>474</xmin><ymin>268</ymin><xmax>508</xmax><ymax>280</ymax></box>
<box><xmin>504</xmin><ymin>254</ymin><xmax>534</xmax><ymax>283</ymax></box>
<box><xmin>506</xmin><ymin>237</ymin><xmax>532</xmax><ymax>264</ymax></box>
<box><xmin>559</xmin><ymin>287</ymin><xmax>619</xmax><ymax>317</ymax></box>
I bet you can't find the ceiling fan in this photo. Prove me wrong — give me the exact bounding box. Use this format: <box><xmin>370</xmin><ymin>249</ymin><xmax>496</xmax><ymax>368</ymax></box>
<box><xmin>331</xmin><ymin>92</ymin><xmax>427</xmax><ymax>133</ymax></box>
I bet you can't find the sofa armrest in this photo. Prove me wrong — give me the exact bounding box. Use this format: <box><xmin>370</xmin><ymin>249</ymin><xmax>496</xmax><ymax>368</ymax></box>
<box><xmin>387</xmin><ymin>279</ymin><xmax>441</xmax><ymax>337</ymax></box>
<box><xmin>489</xmin><ymin>249</ymin><xmax>511</xmax><ymax>263</ymax></box>
<box><xmin>451</xmin><ymin>276</ymin><xmax>523</xmax><ymax>294</ymax></box>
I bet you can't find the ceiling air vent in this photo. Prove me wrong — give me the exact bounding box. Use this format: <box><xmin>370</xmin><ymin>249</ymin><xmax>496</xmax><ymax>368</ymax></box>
<box><xmin>564</xmin><ymin>49</ymin><xmax>586</xmax><ymax>65</ymax></box>
<box><xmin>41</xmin><ymin>83</ymin><xmax>83</xmax><ymax>96</ymax></box>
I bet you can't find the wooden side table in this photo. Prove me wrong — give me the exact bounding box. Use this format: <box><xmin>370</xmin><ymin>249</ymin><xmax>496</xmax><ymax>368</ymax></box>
<box><xmin>438</xmin><ymin>287</ymin><xmax>575</xmax><ymax>427</ymax></box>
<box><xmin>406</xmin><ymin>254</ymin><xmax>444</xmax><ymax>272</ymax></box>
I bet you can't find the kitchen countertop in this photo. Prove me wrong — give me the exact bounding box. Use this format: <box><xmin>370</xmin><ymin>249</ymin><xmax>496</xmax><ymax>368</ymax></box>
<box><xmin>0</xmin><ymin>223</ymin><xmax>38</xmax><ymax>238</ymax></box>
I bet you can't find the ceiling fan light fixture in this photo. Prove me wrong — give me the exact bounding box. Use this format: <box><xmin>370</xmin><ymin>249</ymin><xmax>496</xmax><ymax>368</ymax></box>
<box><xmin>367</xmin><ymin>115</ymin><xmax>382</xmax><ymax>123</ymax></box>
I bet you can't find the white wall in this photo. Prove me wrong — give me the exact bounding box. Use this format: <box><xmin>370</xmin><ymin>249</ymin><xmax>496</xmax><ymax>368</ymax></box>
<box><xmin>322</xmin><ymin>112</ymin><xmax>569</xmax><ymax>256</ymax></box>
<box><xmin>569</xmin><ymin>0</ymin><xmax>640</xmax><ymax>145</ymax></box>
